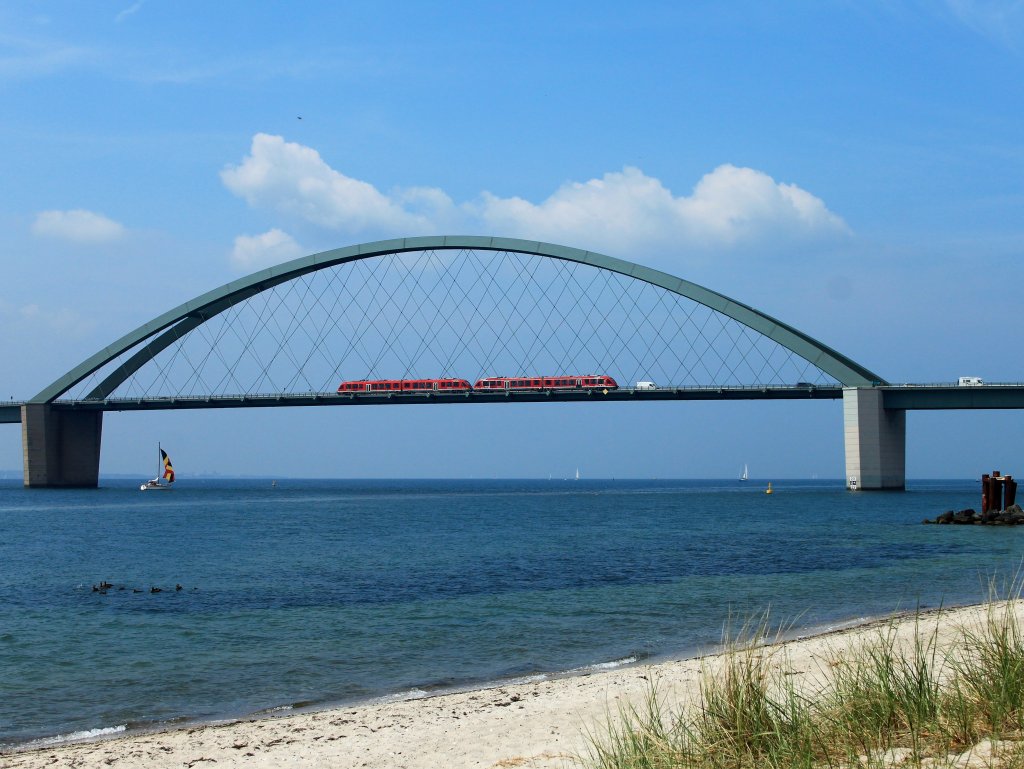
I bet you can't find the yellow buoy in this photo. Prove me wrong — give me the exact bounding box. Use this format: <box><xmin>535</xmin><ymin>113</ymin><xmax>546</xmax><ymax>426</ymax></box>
<box><xmin>765</xmin><ymin>482</ymin><xmax>773</xmax><ymax>495</ymax></box>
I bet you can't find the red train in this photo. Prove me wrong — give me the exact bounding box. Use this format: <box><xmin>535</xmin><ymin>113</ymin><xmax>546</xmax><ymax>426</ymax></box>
<box><xmin>473</xmin><ymin>375</ymin><xmax>618</xmax><ymax>391</ymax></box>
<box><xmin>337</xmin><ymin>375</ymin><xmax>618</xmax><ymax>393</ymax></box>
<box><xmin>337</xmin><ymin>378</ymin><xmax>472</xmax><ymax>393</ymax></box>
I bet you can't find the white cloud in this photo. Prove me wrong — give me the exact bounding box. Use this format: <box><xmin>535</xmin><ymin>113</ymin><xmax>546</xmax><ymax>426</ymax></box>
<box><xmin>222</xmin><ymin>133</ymin><xmax>849</xmax><ymax>258</ymax></box>
<box><xmin>0</xmin><ymin>34</ymin><xmax>95</xmax><ymax>79</ymax></box>
<box><xmin>221</xmin><ymin>134</ymin><xmax>436</xmax><ymax>232</ymax></box>
<box><xmin>474</xmin><ymin>164</ymin><xmax>849</xmax><ymax>253</ymax></box>
<box><xmin>0</xmin><ymin>298</ymin><xmax>93</xmax><ymax>337</ymax></box>
<box><xmin>115</xmin><ymin>2</ymin><xmax>145</xmax><ymax>23</ymax></box>
<box><xmin>946</xmin><ymin>0</ymin><xmax>1024</xmax><ymax>48</ymax></box>
<box><xmin>230</xmin><ymin>228</ymin><xmax>304</xmax><ymax>271</ymax></box>
<box><xmin>31</xmin><ymin>209</ymin><xmax>125</xmax><ymax>243</ymax></box>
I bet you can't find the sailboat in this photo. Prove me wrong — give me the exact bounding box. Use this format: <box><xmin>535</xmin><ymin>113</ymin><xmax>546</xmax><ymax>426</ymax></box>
<box><xmin>140</xmin><ymin>444</ymin><xmax>175</xmax><ymax>491</ymax></box>
<box><xmin>739</xmin><ymin>464</ymin><xmax>749</xmax><ymax>482</ymax></box>
<box><xmin>575</xmin><ymin>467</ymin><xmax>580</xmax><ymax>481</ymax></box>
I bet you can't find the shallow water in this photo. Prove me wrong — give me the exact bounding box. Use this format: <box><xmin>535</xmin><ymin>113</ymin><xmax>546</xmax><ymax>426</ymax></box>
<box><xmin>0</xmin><ymin>477</ymin><xmax>1019</xmax><ymax>747</ymax></box>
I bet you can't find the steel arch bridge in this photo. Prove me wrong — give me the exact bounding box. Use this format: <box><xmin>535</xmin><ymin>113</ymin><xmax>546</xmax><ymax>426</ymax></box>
<box><xmin>15</xmin><ymin>235</ymin><xmax>898</xmax><ymax>488</ymax></box>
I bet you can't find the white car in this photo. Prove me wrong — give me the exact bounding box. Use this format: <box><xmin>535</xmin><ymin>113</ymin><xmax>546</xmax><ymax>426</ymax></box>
<box><xmin>635</xmin><ymin>381</ymin><xmax>657</xmax><ymax>390</ymax></box>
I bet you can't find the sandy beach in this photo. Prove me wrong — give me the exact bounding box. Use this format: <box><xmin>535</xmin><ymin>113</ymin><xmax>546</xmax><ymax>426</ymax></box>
<box><xmin>3</xmin><ymin>602</ymin><xmax>1017</xmax><ymax>769</ymax></box>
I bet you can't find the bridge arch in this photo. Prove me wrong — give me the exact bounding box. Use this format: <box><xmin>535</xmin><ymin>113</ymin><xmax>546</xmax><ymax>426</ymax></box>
<box><xmin>33</xmin><ymin>235</ymin><xmax>884</xmax><ymax>404</ymax></box>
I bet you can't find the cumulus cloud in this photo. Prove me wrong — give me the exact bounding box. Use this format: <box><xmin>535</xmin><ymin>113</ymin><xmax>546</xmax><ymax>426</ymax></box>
<box><xmin>221</xmin><ymin>134</ymin><xmax>438</xmax><ymax>233</ymax></box>
<box><xmin>31</xmin><ymin>209</ymin><xmax>125</xmax><ymax>243</ymax></box>
<box><xmin>473</xmin><ymin>164</ymin><xmax>849</xmax><ymax>253</ymax></box>
<box><xmin>230</xmin><ymin>228</ymin><xmax>304</xmax><ymax>271</ymax></box>
<box><xmin>222</xmin><ymin>133</ymin><xmax>849</xmax><ymax>257</ymax></box>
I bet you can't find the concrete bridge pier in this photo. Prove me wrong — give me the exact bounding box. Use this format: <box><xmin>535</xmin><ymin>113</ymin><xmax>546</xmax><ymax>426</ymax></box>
<box><xmin>21</xmin><ymin>404</ymin><xmax>102</xmax><ymax>488</ymax></box>
<box><xmin>843</xmin><ymin>387</ymin><xmax>905</xmax><ymax>490</ymax></box>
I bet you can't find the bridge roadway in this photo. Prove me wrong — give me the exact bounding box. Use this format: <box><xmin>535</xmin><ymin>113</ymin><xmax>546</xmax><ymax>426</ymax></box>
<box><xmin>0</xmin><ymin>385</ymin><xmax>841</xmax><ymax>422</ymax></box>
<box><xmin>3</xmin><ymin>383</ymin><xmax>1024</xmax><ymax>424</ymax></box>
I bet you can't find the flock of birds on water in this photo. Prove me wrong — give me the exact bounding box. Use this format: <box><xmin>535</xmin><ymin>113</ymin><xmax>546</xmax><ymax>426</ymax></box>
<box><xmin>91</xmin><ymin>581</ymin><xmax>196</xmax><ymax>594</ymax></box>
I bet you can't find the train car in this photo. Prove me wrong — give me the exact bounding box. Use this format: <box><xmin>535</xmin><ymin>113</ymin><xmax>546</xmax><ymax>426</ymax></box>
<box><xmin>473</xmin><ymin>375</ymin><xmax>618</xmax><ymax>391</ymax></box>
<box><xmin>337</xmin><ymin>378</ymin><xmax>473</xmax><ymax>393</ymax></box>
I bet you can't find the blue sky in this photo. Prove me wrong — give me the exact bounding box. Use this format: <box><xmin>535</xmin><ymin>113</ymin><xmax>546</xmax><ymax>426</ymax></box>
<box><xmin>2</xmin><ymin>1</ymin><xmax>1023</xmax><ymax>479</ymax></box>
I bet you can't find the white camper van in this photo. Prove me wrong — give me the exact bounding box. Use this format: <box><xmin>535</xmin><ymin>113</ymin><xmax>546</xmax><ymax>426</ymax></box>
<box><xmin>958</xmin><ymin>376</ymin><xmax>984</xmax><ymax>387</ymax></box>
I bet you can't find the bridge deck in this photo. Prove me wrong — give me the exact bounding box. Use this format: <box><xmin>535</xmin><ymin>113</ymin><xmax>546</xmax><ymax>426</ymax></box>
<box><xmin>0</xmin><ymin>386</ymin><xmax>841</xmax><ymax>422</ymax></box>
<box><xmin>878</xmin><ymin>385</ymin><xmax>1024</xmax><ymax>409</ymax></box>
<box><xmin>5</xmin><ymin>384</ymin><xmax>1024</xmax><ymax>425</ymax></box>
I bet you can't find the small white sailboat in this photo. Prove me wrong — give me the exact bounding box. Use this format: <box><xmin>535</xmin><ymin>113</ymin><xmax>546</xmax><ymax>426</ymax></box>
<box><xmin>140</xmin><ymin>443</ymin><xmax>175</xmax><ymax>491</ymax></box>
<box><xmin>740</xmin><ymin>464</ymin><xmax>748</xmax><ymax>482</ymax></box>
<box><xmin>575</xmin><ymin>467</ymin><xmax>580</xmax><ymax>481</ymax></box>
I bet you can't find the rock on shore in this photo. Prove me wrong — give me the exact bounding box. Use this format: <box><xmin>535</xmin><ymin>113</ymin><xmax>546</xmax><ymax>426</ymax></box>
<box><xmin>923</xmin><ymin>503</ymin><xmax>1024</xmax><ymax>525</ymax></box>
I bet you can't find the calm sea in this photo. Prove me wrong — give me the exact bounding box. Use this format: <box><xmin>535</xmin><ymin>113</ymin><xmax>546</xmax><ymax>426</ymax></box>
<box><xmin>1</xmin><ymin>477</ymin><xmax>1021</xmax><ymax>749</ymax></box>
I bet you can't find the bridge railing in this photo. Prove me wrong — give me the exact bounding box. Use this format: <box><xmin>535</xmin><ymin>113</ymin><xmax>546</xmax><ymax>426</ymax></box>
<box><xmin>42</xmin><ymin>384</ymin><xmax>845</xmax><ymax>411</ymax></box>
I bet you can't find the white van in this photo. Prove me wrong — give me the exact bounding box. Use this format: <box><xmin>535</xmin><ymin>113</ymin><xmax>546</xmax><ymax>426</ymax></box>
<box><xmin>635</xmin><ymin>381</ymin><xmax>657</xmax><ymax>390</ymax></box>
<box><xmin>958</xmin><ymin>376</ymin><xmax>984</xmax><ymax>387</ymax></box>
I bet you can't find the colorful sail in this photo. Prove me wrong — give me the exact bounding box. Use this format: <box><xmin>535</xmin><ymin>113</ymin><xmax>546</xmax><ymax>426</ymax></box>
<box><xmin>161</xmin><ymin>449</ymin><xmax>175</xmax><ymax>483</ymax></box>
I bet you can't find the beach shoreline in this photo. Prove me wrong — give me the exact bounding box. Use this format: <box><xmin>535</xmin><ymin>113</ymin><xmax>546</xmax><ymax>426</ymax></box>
<box><xmin>3</xmin><ymin>600</ymin><xmax>1008</xmax><ymax>769</ymax></box>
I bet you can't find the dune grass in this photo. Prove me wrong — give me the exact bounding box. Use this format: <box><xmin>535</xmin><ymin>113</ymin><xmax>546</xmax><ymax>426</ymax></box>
<box><xmin>582</xmin><ymin>595</ymin><xmax>1024</xmax><ymax>769</ymax></box>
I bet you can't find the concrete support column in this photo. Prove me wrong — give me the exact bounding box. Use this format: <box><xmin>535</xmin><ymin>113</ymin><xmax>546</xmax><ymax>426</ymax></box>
<box><xmin>21</xmin><ymin>404</ymin><xmax>103</xmax><ymax>488</ymax></box>
<box><xmin>843</xmin><ymin>387</ymin><xmax>905</xmax><ymax>490</ymax></box>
